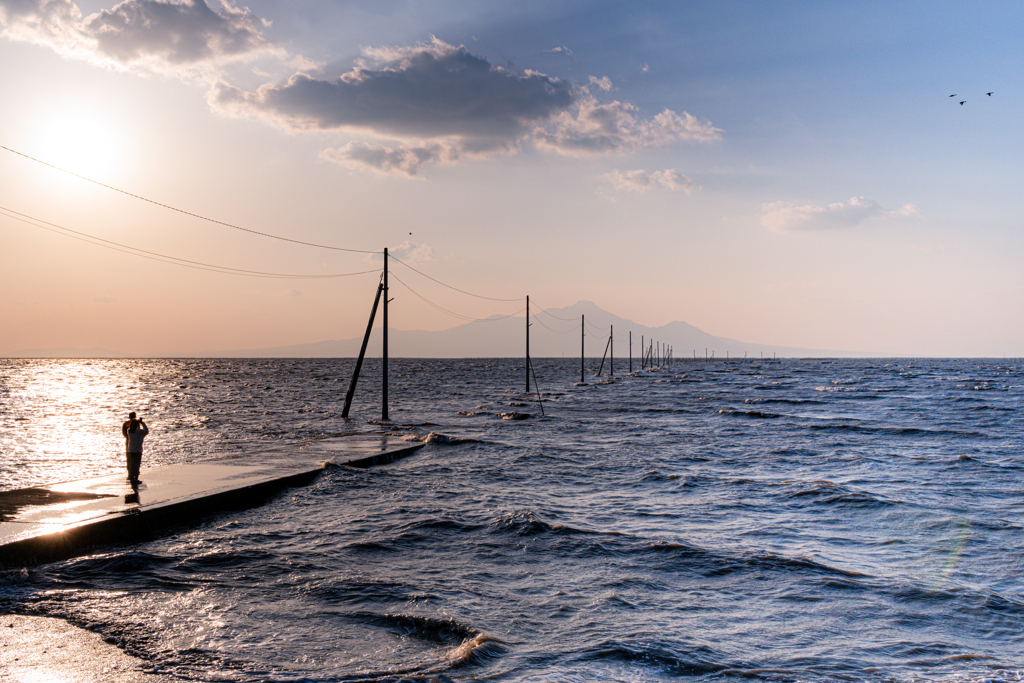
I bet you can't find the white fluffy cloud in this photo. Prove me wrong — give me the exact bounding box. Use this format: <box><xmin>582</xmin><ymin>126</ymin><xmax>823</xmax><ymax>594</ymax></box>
<box><xmin>365</xmin><ymin>240</ymin><xmax>435</xmax><ymax>263</ymax></box>
<box><xmin>604</xmin><ymin>169</ymin><xmax>695</xmax><ymax>193</ymax></box>
<box><xmin>0</xmin><ymin>0</ymin><xmax>275</xmax><ymax>72</ymax></box>
<box><xmin>534</xmin><ymin>95</ymin><xmax>721</xmax><ymax>156</ymax></box>
<box><xmin>761</xmin><ymin>197</ymin><xmax>920</xmax><ymax>232</ymax></box>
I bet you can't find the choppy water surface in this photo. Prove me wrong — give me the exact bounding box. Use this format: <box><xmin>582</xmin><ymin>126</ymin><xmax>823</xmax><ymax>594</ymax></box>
<box><xmin>1</xmin><ymin>357</ymin><xmax>1023</xmax><ymax>683</ymax></box>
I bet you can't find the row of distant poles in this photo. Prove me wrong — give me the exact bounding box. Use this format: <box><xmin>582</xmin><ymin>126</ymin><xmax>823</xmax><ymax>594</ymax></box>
<box><xmin>335</xmin><ymin>250</ymin><xmax>675</xmax><ymax>421</ymax></box>
<box><xmin>524</xmin><ymin>296</ymin><xmax>672</xmax><ymax>392</ymax></box>
<box><xmin>339</xmin><ymin>253</ymin><xmax>776</xmax><ymax>421</ymax></box>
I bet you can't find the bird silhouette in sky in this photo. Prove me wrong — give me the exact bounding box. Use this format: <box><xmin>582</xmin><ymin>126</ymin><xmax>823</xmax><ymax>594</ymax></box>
<box><xmin>987</xmin><ymin>92</ymin><xmax>993</xmax><ymax>96</ymax></box>
<box><xmin>960</xmin><ymin>100</ymin><xmax>966</xmax><ymax>105</ymax></box>
<box><xmin>950</xmin><ymin>94</ymin><xmax>956</xmax><ymax>97</ymax></box>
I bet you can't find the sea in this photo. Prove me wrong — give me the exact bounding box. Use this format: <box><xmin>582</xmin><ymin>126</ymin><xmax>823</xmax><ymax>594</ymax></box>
<box><xmin>1</xmin><ymin>357</ymin><xmax>1022</xmax><ymax>683</ymax></box>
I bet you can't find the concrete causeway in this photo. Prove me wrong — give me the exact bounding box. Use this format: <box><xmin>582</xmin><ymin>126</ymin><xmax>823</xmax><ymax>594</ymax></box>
<box><xmin>0</xmin><ymin>434</ymin><xmax>423</xmax><ymax>566</ymax></box>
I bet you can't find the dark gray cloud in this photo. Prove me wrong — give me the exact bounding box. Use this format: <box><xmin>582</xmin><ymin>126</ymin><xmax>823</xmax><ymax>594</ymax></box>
<box><xmin>213</xmin><ymin>39</ymin><xmax>574</xmax><ymax>142</ymax></box>
<box><xmin>85</xmin><ymin>0</ymin><xmax>269</xmax><ymax>65</ymax></box>
<box><xmin>0</xmin><ymin>0</ymin><xmax>273</xmax><ymax>68</ymax></box>
<box><xmin>320</xmin><ymin>141</ymin><xmax>458</xmax><ymax>177</ymax></box>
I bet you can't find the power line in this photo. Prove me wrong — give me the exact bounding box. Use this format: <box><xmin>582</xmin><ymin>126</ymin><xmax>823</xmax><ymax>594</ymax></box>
<box><xmin>0</xmin><ymin>206</ymin><xmax>379</xmax><ymax>279</ymax></box>
<box><xmin>0</xmin><ymin>144</ymin><xmax>379</xmax><ymax>254</ymax></box>
<box><xmin>389</xmin><ymin>255</ymin><xmax>521</xmax><ymax>302</ymax></box>
<box><xmin>389</xmin><ymin>271</ymin><xmax>525</xmax><ymax>322</ymax></box>
<box><xmin>531</xmin><ymin>314</ymin><xmax>579</xmax><ymax>335</ymax></box>
<box><xmin>528</xmin><ymin>298</ymin><xmax>578</xmax><ymax>322</ymax></box>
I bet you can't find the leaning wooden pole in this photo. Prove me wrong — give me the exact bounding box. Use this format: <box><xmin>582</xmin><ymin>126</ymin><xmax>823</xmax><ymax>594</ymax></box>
<box><xmin>382</xmin><ymin>248</ymin><xmax>389</xmax><ymax>421</ymax></box>
<box><xmin>341</xmin><ymin>280</ymin><xmax>384</xmax><ymax>418</ymax></box>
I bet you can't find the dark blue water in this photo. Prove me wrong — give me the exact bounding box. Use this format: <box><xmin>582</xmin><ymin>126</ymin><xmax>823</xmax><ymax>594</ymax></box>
<box><xmin>1</xmin><ymin>358</ymin><xmax>1023</xmax><ymax>682</ymax></box>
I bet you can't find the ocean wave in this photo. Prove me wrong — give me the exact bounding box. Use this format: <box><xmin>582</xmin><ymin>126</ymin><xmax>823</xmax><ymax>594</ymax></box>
<box><xmin>51</xmin><ymin>550</ymin><xmax>176</xmax><ymax>581</ymax></box>
<box><xmin>577</xmin><ymin>638</ymin><xmax>726</xmax><ymax>676</ymax></box>
<box><xmin>348</xmin><ymin>612</ymin><xmax>505</xmax><ymax>677</ymax></box>
<box><xmin>718</xmin><ymin>408</ymin><xmax>782</xmax><ymax>419</ymax></box>
<box><xmin>781</xmin><ymin>480</ymin><xmax>902</xmax><ymax>508</ymax></box>
<box><xmin>638</xmin><ymin>540</ymin><xmax>866</xmax><ymax>580</ymax></box>
<box><xmin>486</xmin><ymin>510</ymin><xmax>620</xmax><ymax>543</ymax></box>
<box><xmin>744</xmin><ymin>397</ymin><xmax>824</xmax><ymax>405</ymax></box>
<box><xmin>810</xmin><ymin>423</ymin><xmax>982</xmax><ymax>438</ymax></box>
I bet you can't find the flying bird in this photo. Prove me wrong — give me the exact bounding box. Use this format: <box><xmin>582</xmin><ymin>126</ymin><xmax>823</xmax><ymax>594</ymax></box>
<box><xmin>950</xmin><ymin>94</ymin><xmax>956</xmax><ymax>97</ymax></box>
<box><xmin>987</xmin><ymin>92</ymin><xmax>993</xmax><ymax>96</ymax></box>
<box><xmin>960</xmin><ymin>100</ymin><xmax>966</xmax><ymax>105</ymax></box>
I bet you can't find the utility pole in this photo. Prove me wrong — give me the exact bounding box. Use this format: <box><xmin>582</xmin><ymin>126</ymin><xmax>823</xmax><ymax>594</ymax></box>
<box><xmin>382</xmin><ymin>248</ymin><xmax>389</xmax><ymax>421</ymax></box>
<box><xmin>526</xmin><ymin>296</ymin><xmax>530</xmax><ymax>392</ymax></box>
<box><xmin>342</xmin><ymin>280</ymin><xmax>383</xmax><ymax>418</ymax></box>
<box><xmin>580</xmin><ymin>314</ymin><xmax>585</xmax><ymax>384</ymax></box>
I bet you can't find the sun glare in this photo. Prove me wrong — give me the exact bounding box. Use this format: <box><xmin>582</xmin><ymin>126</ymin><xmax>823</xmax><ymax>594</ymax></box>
<box><xmin>32</xmin><ymin>106</ymin><xmax>126</xmax><ymax>180</ymax></box>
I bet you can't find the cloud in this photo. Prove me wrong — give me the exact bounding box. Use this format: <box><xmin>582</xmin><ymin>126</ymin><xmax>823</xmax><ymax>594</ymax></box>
<box><xmin>534</xmin><ymin>95</ymin><xmax>721</xmax><ymax>156</ymax></box>
<box><xmin>214</xmin><ymin>38</ymin><xmax>720</xmax><ymax>172</ymax></box>
<box><xmin>604</xmin><ymin>168</ymin><xmax>695</xmax><ymax>193</ymax></box>
<box><xmin>365</xmin><ymin>240</ymin><xmax>435</xmax><ymax>263</ymax></box>
<box><xmin>761</xmin><ymin>197</ymin><xmax>921</xmax><ymax>232</ymax></box>
<box><xmin>320</xmin><ymin>140</ymin><xmax>465</xmax><ymax>177</ymax></box>
<box><xmin>0</xmin><ymin>5</ymin><xmax>722</xmax><ymax>177</ymax></box>
<box><xmin>0</xmin><ymin>0</ymin><xmax>276</xmax><ymax>73</ymax></box>
<box><xmin>545</xmin><ymin>45</ymin><xmax>572</xmax><ymax>56</ymax></box>
<box><xmin>212</xmin><ymin>37</ymin><xmax>574</xmax><ymax>144</ymax></box>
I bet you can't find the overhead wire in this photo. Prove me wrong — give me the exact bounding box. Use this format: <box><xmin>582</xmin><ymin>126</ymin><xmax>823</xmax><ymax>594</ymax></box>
<box><xmin>530</xmin><ymin>314</ymin><xmax>579</xmax><ymax>335</ymax></box>
<box><xmin>388</xmin><ymin>271</ymin><xmax>525</xmax><ymax>323</ymax></box>
<box><xmin>528</xmin><ymin>299</ymin><xmax>578</xmax><ymax>322</ymax></box>
<box><xmin>0</xmin><ymin>206</ymin><xmax>379</xmax><ymax>279</ymax></box>
<box><xmin>388</xmin><ymin>255</ymin><xmax>521</xmax><ymax>302</ymax></box>
<box><xmin>0</xmin><ymin>144</ymin><xmax>379</xmax><ymax>254</ymax></box>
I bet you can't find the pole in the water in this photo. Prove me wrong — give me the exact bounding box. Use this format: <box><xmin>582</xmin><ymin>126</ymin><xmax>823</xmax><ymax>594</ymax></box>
<box><xmin>580</xmin><ymin>314</ymin><xmax>585</xmax><ymax>384</ymax></box>
<box><xmin>629</xmin><ymin>331</ymin><xmax>632</xmax><ymax>374</ymax></box>
<box><xmin>382</xmin><ymin>247</ymin><xmax>389</xmax><ymax>421</ymax></box>
<box><xmin>526</xmin><ymin>295</ymin><xmax>530</xmax><ymax>393</ymax></box>
<box><xmin>610</xmin><ymin>325</ymin><xmax>614</xmax><ymax>377</ymax></box>
<box><xmin>342</xmin><ymin>280</ymin><xmax>384</xmax><ymax>418</ymax></box>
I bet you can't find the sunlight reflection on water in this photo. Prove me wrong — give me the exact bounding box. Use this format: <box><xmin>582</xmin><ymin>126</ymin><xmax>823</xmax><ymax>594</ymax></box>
<box><xmin>1</xmin><ymin>360</ymin><xmax>153</xmax><ymax>486</ymax></box>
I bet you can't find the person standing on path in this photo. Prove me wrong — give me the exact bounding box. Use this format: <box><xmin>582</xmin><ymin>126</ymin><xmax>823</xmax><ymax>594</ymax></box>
<box><xmin>121</xmin><ymin>411</ymin><xmax>149</xmax><ymax>485</ymax></box>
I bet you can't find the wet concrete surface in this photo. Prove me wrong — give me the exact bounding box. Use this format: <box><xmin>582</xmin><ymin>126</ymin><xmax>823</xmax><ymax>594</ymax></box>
<box><xmin>0</xmin><ymin>434</ymin><xmax>423</xmax><ymax>566</ymax></box>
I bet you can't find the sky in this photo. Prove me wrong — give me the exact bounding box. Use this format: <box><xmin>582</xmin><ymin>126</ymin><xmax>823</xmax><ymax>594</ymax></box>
<box><xmin>0</xmin><ymin>0</ymin><xmax>1021</xmax><ymax>357</ymax></box>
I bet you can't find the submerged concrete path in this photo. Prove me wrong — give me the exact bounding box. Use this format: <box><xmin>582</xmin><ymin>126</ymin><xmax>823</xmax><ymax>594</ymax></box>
<box><xmin>0</xmin><ymin>434</ymin><xmax>423</xmax><ymax>566</ymax></box>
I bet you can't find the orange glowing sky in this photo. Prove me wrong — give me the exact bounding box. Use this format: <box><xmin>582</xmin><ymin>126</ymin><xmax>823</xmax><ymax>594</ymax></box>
<box><xmin>1</xmin><ymin>1</ymin><xmax>1022</xmax><ymax>357</ymax></box>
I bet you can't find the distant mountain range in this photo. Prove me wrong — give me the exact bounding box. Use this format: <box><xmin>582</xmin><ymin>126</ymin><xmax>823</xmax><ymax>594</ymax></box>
<box><xmin>6</xmin><ymin>301</ymin><xmax>872</xmax><ymax>359</ymax></box>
